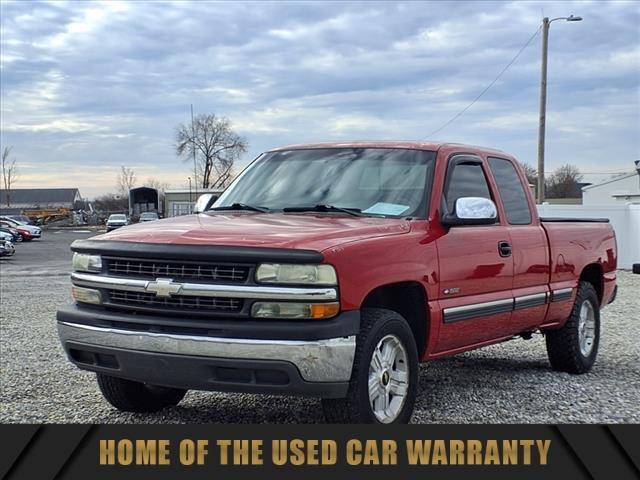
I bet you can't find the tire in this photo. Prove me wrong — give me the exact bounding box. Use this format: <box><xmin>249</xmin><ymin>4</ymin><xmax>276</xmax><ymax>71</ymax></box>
<box><xmin>96</xmin><ymin>374</ymin><xmax>187</xmax><ymax>413</ymax></box>
<box><xmin>545</xmin><ymin>281</ymin><xmax>600</xmax><ymax>374</ymax></box>
<box><xmin>322</xmin><ymin>308</ymin><xmax>419</xmax><ymax>424</ymax></box>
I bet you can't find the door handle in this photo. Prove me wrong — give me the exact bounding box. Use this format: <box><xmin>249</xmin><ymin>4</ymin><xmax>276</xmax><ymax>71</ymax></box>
<box><xmin>498</xmin><ymin>241</ymin><xmax>512</xmax><ymax>257</ymax></box>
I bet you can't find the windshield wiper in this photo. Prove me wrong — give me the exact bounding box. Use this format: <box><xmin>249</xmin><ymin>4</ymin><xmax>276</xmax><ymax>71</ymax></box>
<box><xmin>210</xmin><ymin>203</ymin><xmax>270</xmax><ymax>213</ymax></box>
<box><xmin>282</xmin><ymin>204</ymin><xmax>364</xmax><ymax>217</ymax></box>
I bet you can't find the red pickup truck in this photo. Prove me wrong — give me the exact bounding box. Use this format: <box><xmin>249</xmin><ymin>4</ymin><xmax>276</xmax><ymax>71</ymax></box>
<box><xmin>57</xmin><ymin>141</ymin><xmax>617</xmax><ymax>423</ymax></box>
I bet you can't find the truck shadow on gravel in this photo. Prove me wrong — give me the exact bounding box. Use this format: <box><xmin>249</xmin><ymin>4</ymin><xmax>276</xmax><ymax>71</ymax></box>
<box><xmin>95</xmin><ymin>354</ymin><xmax>553</xmax><ymax>424</ymax></box>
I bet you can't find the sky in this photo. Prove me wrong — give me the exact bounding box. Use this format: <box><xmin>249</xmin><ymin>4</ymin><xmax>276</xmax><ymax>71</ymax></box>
<box><xmin>1</xmin><ymin>0</ymin><xmax>639</xmax><ymax>199</ymax></box>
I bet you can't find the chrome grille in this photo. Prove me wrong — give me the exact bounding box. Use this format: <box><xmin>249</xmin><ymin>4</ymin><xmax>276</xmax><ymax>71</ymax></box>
<box><xmin>105</xmin><ymin>258</ymin><xmax>249</xmax><ymax>282</ymax></box>
<box><xmin>107</xmin><ymin>290</ymin><xmax>243</xmax><ymax>313</ymax></box>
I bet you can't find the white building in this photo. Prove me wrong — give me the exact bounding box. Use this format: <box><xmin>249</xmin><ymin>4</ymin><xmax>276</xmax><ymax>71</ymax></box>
<box><xmin>164</xmin><ymin>188</ymin><xmax>223</xmax><ymax>217</ymax></box>
<box><xmin>582</xmin><ymin>163</ymin><xmax>640</xmax><ymax>205</ymax></box>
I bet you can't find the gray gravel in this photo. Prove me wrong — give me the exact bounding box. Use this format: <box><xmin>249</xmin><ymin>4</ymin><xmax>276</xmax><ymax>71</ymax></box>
<box><xmin>1</xmin><ymin>230</ymin><xmax>638</xmax><ymax>423</ymax></box>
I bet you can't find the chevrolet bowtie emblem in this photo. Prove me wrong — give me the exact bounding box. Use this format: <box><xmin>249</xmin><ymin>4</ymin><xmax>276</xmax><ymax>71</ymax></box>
<box><xmin>145</xmin><ymin>278</ymin><xmax>182</xmax><ymax>297</ymax></box>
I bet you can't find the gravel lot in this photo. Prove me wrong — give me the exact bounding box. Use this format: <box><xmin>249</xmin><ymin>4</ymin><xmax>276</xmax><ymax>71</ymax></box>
<box><xmin>1</xmin><ymin>230</ymin><xmax>638</xmax><ymax>423</ymax></box>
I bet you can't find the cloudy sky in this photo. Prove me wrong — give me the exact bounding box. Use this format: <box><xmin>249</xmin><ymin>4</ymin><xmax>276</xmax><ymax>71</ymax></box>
<box><xmin>1</xmin><ymin>0</ymin><xmax>638</xmax><ymax>198</ymax></box>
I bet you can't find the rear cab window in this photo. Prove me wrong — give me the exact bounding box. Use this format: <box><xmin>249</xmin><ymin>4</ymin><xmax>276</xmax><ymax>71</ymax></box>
<box><xmin>488</xmin><ymin>157</ymin><xmax>532</xmax><ymax>225</ymax></box>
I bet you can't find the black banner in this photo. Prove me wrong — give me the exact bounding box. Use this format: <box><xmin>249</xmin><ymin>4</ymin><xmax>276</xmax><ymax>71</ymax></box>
<box><xmin>1</xmin><ymin>425</ymin><xmax>638</xmax><ymax>480</ymax></box>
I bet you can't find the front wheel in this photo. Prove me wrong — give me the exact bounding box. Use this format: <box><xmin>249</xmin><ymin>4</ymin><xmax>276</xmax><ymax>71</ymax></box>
<box><xmin>322</xmin><ymin>308</ymin><xmax>418</xmax><ymax>423</ymax></box>
<box><xmin>545</xmin><ymin>281</ymin><xmax>600</xmax><ymax>374</ymax></box>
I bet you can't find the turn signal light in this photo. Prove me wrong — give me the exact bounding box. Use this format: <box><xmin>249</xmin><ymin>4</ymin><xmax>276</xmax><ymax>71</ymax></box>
<box><xmin>309</xmin><ymin>303</ymin><xmax>340</xmax><ymax>319</ymax></box>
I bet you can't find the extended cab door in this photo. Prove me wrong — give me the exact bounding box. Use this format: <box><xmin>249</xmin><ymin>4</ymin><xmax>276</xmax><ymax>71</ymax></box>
<box><xmin>486</xmin><ymin>156</ymin><xmax>550</xmax><ymax>333</ymax></box>
<box><xmin>434</xmin><ymin>155</ymin><xmax>514</xmax><ymax>352</ymax></box>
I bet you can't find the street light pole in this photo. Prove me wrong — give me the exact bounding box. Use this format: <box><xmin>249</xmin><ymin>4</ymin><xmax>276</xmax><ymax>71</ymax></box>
<box><xmin>536</xmin><ymin>17</ymin><xmax>550</xmax><ymax>205</ymax></box>
<box><xmin>536</xmin><ymin>15</ymin><xmax>582</xmax><ymax>204</ymax></box>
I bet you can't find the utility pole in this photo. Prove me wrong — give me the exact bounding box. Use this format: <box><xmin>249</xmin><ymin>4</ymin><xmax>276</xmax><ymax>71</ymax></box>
<box><xmin>536</xmin><ymin>14</ymin><xmax>582</xmax><ymax>204</ymax></box>
<box><xmin>536</xmin><ymin>17</ymin><xmax>550</xmax><ymax>204</ymax></box>
<box><xmin>191</xmin><ymin>104</ymin><xmax>198</xmax><ymax>200</ymax></box>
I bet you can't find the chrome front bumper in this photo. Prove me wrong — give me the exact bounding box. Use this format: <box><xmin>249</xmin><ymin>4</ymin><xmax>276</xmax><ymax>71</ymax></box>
<box><xmin>57</xmin><ymin>321</ymin><xmax>356</xmax><ymax>383</ymax></box>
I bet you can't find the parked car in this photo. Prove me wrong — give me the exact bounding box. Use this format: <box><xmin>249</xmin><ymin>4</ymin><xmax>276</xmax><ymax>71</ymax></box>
<box><xmin>0</xmin><ymin>225</ymin><xmax>22</xmax><ymax>243</ymax></box>
<box><xmin>0</xmin><ymin>218</ymin><xmax>42</xmax><ymax>240</ymax></box>
<box><xmin>0</xmin><ymin>240</ymin><xmax>15</xmax><ymax>257</ymax></box>
<box><xmin>0</xmin><ymin>230</ymin><xmax>14</xmax><ymax>243</ymax></box>
<box><xmin>106</xmin><ymin>214</ymin><xmax>129</xmax><ymax>232</ymax></box>
<box><xmin>6</xmin><ymin>215</ymin><xmax>34</xmax><ymax>225</ymax></box>
<box><xmin>57</xmin><ymin>141</ymin><xmax>617</xmax><ymax>424</ymax></box>
<box><xmin>0</xmin><ymin>221</ymin><xmax>38</xmax><ymax>241</ymax></box>
<box><xmin>139</xmin><ymin>212</ymin><xmax>159</xmax><ymax>222</ymax></box>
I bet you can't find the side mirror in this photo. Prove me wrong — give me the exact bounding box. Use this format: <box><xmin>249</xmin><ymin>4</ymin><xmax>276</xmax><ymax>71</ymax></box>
<box><xmin>193</xmin><ymin>193</ymin><xmax>216</xmax><ymax>214</ymax></box>
<box><xmin>441</xmin><ymin>197</ymin><xmax>498</xmax><ymax>226</ymax></box>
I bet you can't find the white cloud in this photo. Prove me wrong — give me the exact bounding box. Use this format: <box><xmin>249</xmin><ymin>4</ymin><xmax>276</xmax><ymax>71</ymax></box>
<box><xmin>1</xmin><ymin>0</ymin><xmax>638</xmax><ymax>197</ymax></box>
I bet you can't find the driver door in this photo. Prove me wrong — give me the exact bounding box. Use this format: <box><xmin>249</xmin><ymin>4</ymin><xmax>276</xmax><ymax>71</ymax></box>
<box><xmin>434</xmin><ymin>155</ymin><xmax>514</xmax><ymax>353</ymax></box>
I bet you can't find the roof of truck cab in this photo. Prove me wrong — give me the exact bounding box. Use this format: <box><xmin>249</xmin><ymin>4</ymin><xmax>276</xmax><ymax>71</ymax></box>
<box><xmin>269</xmin><ymin>141</ymin><xmax>508</xmax><ymax>155</ymax></box>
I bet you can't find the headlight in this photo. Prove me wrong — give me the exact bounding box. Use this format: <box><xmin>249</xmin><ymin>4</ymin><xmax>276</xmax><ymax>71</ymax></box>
<box><xmin>251</xmin><ymin>302</ymin><xmax>339</xmax><ymax>319</ymax></box>
<box><xmin>71</xmin><ymin>286</ymin><xmax>102</xmax><ymax>305</ymax></box>
<box><xmin>256</xmin><ymin>264</ymin><xmax>337</xmax><ymax>285</ymax></box>
<box><xmin>72</xmin><ymin>253</ymin><xmax>102</xmax><ymax>272</ymax></box>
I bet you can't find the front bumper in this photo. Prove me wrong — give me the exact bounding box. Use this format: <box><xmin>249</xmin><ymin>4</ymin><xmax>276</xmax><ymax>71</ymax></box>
<box><xmin>57</xmin><ymin>308</ymin><xmax>358</xmax><ymax>398</ymax></box>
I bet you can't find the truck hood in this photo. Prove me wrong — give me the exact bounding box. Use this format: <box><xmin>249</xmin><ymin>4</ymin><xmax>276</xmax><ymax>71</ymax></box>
<box><xmin>96</xmin><ymin>212</ymin><xmax>411</xmax><ymax>252</ymax></box>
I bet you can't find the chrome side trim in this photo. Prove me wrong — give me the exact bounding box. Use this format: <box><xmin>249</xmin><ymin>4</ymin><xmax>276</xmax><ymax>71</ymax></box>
<box><xmin>444</xmin><ymin>289</ymin><xmax>571</xmax><ymax>323</ymax></box>
<box><xmin>443</xmin><ymin>298</ymin><xmax>514</xmax><ymax>323</ymax></box>
<box><xmin>71</xmin><ymin>272</ymin><xmax>337</xmax><ymax>301</ymax></box>
<box><xmin>514</xmin><ymin>292</ymin><xmax>548</xmax><ymax>310</ymax></box>
<box><xmin>551</xmin><ymin>288</ymin><xmax>573</xmax><ymax>302</ymax></box>
<box><xmin>58</xmin><ymin>321</ymin><xmax>355</xmax><ymax>382</ymax></box>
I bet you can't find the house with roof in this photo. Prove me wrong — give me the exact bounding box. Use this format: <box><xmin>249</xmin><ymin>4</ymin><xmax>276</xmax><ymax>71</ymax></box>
<box><xmin>582</xmin><ymin>162</ymin><xmax>640</xmax><ymax>206</ymax></box>
<box><xmin>0</xmin><ymin>188</ymin><xmax>83</xmax><ymax>214</ymax></box>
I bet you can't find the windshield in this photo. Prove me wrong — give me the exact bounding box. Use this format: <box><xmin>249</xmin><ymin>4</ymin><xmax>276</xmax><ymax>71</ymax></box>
<box><xmin>109</xmin><ymin>215</ymin><xmax>126</xmax><ymax>221</ymax></box>
<box><xmin>214</xmin><ymin>148</ymin><xmax>436</xmax><ymax>218</ymax></box>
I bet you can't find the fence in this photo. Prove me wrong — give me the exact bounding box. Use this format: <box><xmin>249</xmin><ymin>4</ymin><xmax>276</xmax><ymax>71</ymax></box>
<box><xmin>537</xmin><ymin>203</ymin><xmax>640</xmax><ymax>270</ymax></box>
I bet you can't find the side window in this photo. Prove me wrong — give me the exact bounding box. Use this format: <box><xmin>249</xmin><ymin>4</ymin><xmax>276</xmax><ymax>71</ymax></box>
<box><xmin>488</xmin><ymin>157</ymin><xmax>532</xmax><ymax>225</ymax></box>
<box><xmin>444</xmin><ymin>159</ymin><xmax>492</xmax><ymax>214</ymax></box>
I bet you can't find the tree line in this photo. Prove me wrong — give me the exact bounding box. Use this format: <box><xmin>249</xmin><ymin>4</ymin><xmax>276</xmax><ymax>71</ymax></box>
<box><xmin>3</xmin><ymin>116</ymin><xmax>588</xmax><ymax>210</ymax></box>
<box><xmin>519</xmin><ymin>162</ymin><xmax>585</xmax><ymax>199</ymax></box>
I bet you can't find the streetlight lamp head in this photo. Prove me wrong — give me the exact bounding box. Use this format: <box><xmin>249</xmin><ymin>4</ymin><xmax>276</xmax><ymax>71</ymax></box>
<box><xmin>567</xmin><ymin>15</ymin><xmax>582</xmax><ymax>22</ymax></box>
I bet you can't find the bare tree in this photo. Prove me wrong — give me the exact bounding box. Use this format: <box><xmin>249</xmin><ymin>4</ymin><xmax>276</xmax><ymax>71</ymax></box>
<box><xmin>145</xmin><ymin>178</ymin><xmax>169</xmax><ymax>193</ymax></box>
<box><xmin>1</xmin><ymin>146</ymin><xmax>18</xmax><ymax>207</ymax></box>
<box><xmin>175</xmin><ymin>113</ymin><xmax>248</xmax><ymax>189</ymax></box>
<box><xmin>518</xmin><ymin>161</ymin><xmax>538</xmax><ymax>186</ymax></box>
<box><xmin>93</xmin><ymin>193</ymin><xmax>128</xmax><ymax>212</ymax></box>
<box><xmin>546</xmin><ymin>164</ymin><xmax>584</xmax><ymax>199</ymax></box>
<box><xmin>116</xmin><ymin>166</ymin><xmax>137</xmax><ymax>196</ymax></box>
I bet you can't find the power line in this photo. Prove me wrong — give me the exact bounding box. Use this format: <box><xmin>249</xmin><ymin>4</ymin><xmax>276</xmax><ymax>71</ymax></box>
<box><xmin>580</xmin><ymin>171</ymin><xmax>635</xmax><ymax>175</ymax></box>
<box><xmin>425</xmin><ymin>26</ymin><xmax>542</xmax><ymax>139</ymax></box>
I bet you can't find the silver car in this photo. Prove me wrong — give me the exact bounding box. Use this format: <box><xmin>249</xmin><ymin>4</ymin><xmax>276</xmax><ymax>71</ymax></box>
<box><xmin>106</xmin><ymin>214</ymin><xmax>129</xmax><ymax>232</ymax></box>
<box><xmin>0</xmin><ymin>240</ymin><xmax>15</xmax><ymax>257</ymax></box>
<box><xmin>139</xmin><ymin>212</ymin><xmax>159</xmax><ymax>222</ymax></box>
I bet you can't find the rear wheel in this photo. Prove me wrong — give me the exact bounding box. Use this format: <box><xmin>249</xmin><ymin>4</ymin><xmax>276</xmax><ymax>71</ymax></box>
<box><xmin>322</xmin><ymin>308</ymin><xmax>418</xmax><ymax>423</ymax></box>
<box><xmin>96</xmin><ymin>374</ymin><xmax>187</xmax><ymax>413</ymax></box>
<box><xmin>545</xmin><ymin>281</ymin><xmax>600</xmax><ymax>374</ymax></box>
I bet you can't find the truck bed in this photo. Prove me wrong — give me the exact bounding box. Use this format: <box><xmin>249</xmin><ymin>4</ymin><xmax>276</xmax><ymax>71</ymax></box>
<box><xmin>540</xmin><ymin>217</ymin><xmax>610</xmax><ymax>223</ymax></box>
<box><xmin>541</xmin><ymin>220</ymin><xmax>617</xmax><ymax>305</ymax></box>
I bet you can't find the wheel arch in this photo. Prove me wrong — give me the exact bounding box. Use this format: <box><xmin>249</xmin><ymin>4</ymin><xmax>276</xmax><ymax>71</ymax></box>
<box><xmin>360</xmin><ymin>281</ymin><xmax>429</xmax><ymax>357</ymax></box>
<box><xmin>579</xmin><ymin>263</ymin><xmax>604</xmax><ymax>306</ymax></box>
